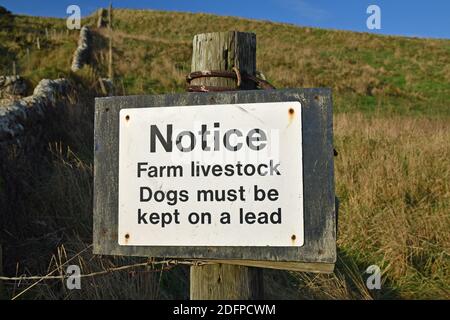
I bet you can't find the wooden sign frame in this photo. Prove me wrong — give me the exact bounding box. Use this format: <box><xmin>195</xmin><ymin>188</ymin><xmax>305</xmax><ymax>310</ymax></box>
<box><xmin>93</xmin><ymin>88</ymin><xmax>336</xmax><ymax>273</ymax></box>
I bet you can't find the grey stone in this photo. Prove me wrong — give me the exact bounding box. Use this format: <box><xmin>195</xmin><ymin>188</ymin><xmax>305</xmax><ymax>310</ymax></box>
<box><xmin>0</xmin><ymin>78</ymin><xmax>69</xmax><ymax>140</ymax></box>
<box><xmin>0</xmin><ymin>75</ymin><xmax>27</xmax><ymax>98</ymax></box>
<box><xmin>71</xmin><ymin>26</ymin><xmax>92</xmax><ymax>72</ymax></box>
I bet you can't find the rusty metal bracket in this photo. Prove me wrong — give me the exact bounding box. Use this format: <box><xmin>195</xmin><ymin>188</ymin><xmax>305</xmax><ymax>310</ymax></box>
<box><xmin>186</xmin><ymin>68</ymin><xmax>275</xmax><ymax>92</ymax></box>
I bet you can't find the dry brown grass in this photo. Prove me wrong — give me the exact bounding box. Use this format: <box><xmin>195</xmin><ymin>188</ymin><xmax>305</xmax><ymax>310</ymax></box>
<box><xmin>4</xmin><ymin>112</ymin><xmax>448</xmax><ymax>299</ymax></box>
<box><xmin>266</xmin><ymin>114</ymin><xmax>450</xmax><ymax>299</ymax></box>
<box><xmin>333</xmin><ymin>113</ymin><xmax>450</xmax><ymax>298</ymax></box>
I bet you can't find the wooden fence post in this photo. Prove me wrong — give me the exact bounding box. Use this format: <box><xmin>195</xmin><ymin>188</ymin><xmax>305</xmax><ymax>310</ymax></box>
<box><xmin>189</xmin><ymin>31</ymin><xmax>264</xmax><ymax>300</ymax></box>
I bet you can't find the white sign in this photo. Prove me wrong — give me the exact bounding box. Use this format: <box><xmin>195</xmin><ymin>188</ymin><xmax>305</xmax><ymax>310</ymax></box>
<box><xmin>118</xmin><ymin>102</ymin><xmax>304</xmax><ymax>247</ymax></box>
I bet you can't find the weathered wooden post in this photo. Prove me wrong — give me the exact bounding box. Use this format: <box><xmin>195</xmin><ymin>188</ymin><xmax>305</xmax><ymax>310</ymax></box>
<box><xmin>190</xmin><ymin>32</ymin><xmax>257</xmax><ymax>91</ymax></box>
<box><xmin>94</xmin><ymin>32</ymin><xmax>336</xmax><ymax>304</ymax></box>
<box><xmin>189</xmin><ymin>31</ymin><xmax>263</xmax><ymax>300</ymax></box>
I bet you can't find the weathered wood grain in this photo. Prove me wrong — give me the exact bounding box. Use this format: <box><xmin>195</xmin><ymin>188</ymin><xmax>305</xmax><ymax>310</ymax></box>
<box><xmin>196</xmin><ymin>259</ymin><xmax>334</xmax><ymax>273</ymax></box>
<box><xmin>190</xmin><ymin>264</ymin><xmax>263</xmax><ymax>300</ymax></box>
<box><xmin>190</xmin><ymin>31</ymin><xmax>262</xmax><ymax>300</ymax></box>
<box><xmin>93</xmin><ymin>88</ymin><xmax>336</xmax><ymax>271</ymax></box>
<box><xmin>191</xmin><ymin>32</ymin><xmax>256</xmax><ymax>90</ymax></box>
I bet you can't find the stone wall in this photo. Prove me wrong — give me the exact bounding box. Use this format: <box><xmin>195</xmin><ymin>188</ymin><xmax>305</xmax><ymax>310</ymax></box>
<box><xmin>0</xmin><ymin>78</ymin><xmax>70</xmax><ymax>143</ymax></box>
<box><xmin>0</xmin><ymin>77</ymin><xmax>73</xmax><ymax>224</ymax></box>
<box><xmin>0</xmin><ymin>76</ymin><xmax>28</xmax><ymax>99</ymax></box>
<box><xmin>71</xmin><ymin>26</ymin><xmax>92</xmax><ymax>72</ymax></box>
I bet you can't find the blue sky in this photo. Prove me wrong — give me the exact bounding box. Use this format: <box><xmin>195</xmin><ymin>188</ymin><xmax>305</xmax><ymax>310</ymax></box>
<box><xmin>2</xmin><ymin>0</ymin><xmax>449</xmax><ymax>39</ymax></box>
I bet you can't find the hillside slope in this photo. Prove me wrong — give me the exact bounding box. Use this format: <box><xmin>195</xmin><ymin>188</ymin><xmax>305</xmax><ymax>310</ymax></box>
<box><xmin>2</xmin><ymin>9</ymin><xmax>450</xmax><ymax>116</ymax></box>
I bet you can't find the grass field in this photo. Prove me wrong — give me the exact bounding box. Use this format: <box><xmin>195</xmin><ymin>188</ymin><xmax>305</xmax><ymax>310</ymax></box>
<box><xmin>0</xmin><ymin>8</ymin><xmax>449</xmax><ymax>299</ymax></box>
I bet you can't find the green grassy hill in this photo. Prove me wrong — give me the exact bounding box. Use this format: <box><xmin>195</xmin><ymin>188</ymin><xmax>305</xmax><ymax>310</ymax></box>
<box><xmin>0</xmin><ymin>8</ymin><xmax>449</xmax><ymax>299</ymax></box>
<box><xmin>3</xmin><ymin>9</ymin><xmax>450</xmax><ymax>116</ymax></box>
